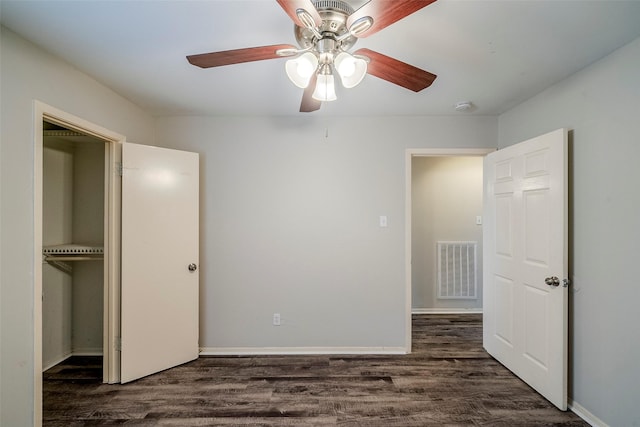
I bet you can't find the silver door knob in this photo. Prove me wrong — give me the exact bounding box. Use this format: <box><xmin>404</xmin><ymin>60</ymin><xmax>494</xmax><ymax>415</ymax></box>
<box><xmin>545</xmin><ymin>276</ymin><xmax>560</xmax><ymax>287</ymax></box>
<box><xmin>188</xmin><ymin>263</ymin><xmax>197</xmax><ymax>272</ymax></box>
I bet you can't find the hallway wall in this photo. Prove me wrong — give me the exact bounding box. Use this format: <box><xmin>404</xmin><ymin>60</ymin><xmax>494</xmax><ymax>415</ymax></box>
<box><xmin>411</xmin><ymin>156</ymin><xmax>483</xmax><ymax>311</ymax></box>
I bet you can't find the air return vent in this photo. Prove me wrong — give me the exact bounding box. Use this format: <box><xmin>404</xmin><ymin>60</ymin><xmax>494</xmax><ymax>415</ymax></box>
<box><xmin>437</xmin><ymin>241</ymin><xmax>477</xmax><ymax>299</ymax></box>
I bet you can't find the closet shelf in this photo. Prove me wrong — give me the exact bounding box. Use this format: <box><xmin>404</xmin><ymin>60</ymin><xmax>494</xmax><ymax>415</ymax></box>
<box><xmin>43</xmin><ymin>244</ymin><xmax>103</xmax><ymax>274</ymax></box>
<box><xmin>43</xmin><ymin>243</ymin><xmax>104</xmax><ymax>256</ymax></box>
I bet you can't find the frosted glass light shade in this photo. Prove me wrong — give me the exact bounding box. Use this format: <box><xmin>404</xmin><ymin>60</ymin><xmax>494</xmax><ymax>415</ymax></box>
<box><xmin>312</xmin><ymin>73</ymin><xmax>337</xmax><ymax>101</ymax></box>
<box><xmin>335</xmin><ymin>52</ymin><xmax>367</xmax><ymax>88</ymax></box>
<box><xmin>285</xmin><ymin>52</ymin><xmax>318</xmax><ymax>88</ymax></box>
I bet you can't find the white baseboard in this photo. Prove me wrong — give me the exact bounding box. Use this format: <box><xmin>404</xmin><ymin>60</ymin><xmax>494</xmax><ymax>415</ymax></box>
<box><xmin>569</xmin><ymin>399</ymin><xmax>608</xmax><ymax>427</ymax></box>
<box><xmin>43</xmin><ymin>351</ymin><xmax>73</xmax><ymax>372</ymax></box>
<box><xmin>72</xmin><ymin>349</ymin><xmax>103</xmax><ymax>356</ymax></box>
<box><xmin>42</xmin><ymin>349</ymin><xmax>103</xmax><ymax>372</ymax></box>
<box><xmin>199</xmin><ymin>346</ymin><xmax>408</xmax><ymax>356</ymax></box>
<box><xmin>412</xmin><ymin>308</ymin><xmax>483</xmax><ymax>315</ymax></box>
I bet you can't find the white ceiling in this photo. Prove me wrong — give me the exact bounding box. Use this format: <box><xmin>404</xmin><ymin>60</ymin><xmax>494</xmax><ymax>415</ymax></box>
<box><xmin>2</xmin><ymin>0</ymin><xmax>640</xmax><ymax>117</ymax></box>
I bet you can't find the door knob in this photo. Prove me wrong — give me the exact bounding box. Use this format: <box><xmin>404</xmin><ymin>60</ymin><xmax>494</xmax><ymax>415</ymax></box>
<box><xmin>545</xmin><ymin>276</ymin><xmax>560</xmax><ymax>287</ymax></box>
<box><xmin>188</xmin><ymin>263</ymin><xmax>197</xmax><ymax>272</ymax></box>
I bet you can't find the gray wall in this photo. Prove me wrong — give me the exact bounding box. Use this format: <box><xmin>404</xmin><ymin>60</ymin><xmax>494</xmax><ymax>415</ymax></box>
<box><xmin>0</xmin><ymin>26</ymin><xmax>156</xmax><ymax>426</ymax></box>
<box><xmin>498</xmin><ymin>36</ymin><xmax>640</xmax><ymax>426</ymax></box>
<box><xmin>153</xmin><ymin>116</ymin><xmax>497</xmax><ymax>352</ymax></box>
<box><xmin>412</xmin><ymin>156</ymin><xmax>483</xmax><ymax>311</ymax></box>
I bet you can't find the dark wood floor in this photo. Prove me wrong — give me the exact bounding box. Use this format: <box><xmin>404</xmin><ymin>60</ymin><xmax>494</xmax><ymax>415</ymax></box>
<box><xmin>44</xmin><ymin>314</ymin><xmax>588</xmax><ymax>426</ymax></box>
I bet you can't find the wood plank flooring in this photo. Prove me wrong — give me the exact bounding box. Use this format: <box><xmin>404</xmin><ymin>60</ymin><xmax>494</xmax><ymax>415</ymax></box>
<box><xmin>44</xmin><ymin>314</ymin><xmax>589</xmax><ymax>426</ymax></box>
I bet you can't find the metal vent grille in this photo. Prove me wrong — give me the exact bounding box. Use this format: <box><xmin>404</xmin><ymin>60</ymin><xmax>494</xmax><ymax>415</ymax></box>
<box><xmin>313</xmin><ymin>0</ymin><xmax>354</xmax><ymax>15</ymax></box>
<box><xmin>437</xmin><ymin>241</ymin><xmax>477</xmax><ymax>299</ymax></box>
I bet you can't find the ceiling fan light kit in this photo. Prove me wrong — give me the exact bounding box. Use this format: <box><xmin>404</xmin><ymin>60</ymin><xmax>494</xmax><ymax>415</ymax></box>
<box><xmin>285</xmin><ymin>51</ymin><xmax>319</xmax><ymax>88</ymax></box>
<box><xmin>285</xmin><ymin>27</ymin><xmax>368</xmax><ymax>96</ymax></box>
<box><xmin>186</xmin><ymin>0</ymin><xmax>439</xmax><ymax>112</ymax></box>
<box><xmin>334</xmin><ymin>51</ymin><xmax>367</xmax><ymax>88</ymax></box>
<box><xmin>313</xmin><ymin>66</ymin><xmax>338</xmax><ymax>101</ymax></box>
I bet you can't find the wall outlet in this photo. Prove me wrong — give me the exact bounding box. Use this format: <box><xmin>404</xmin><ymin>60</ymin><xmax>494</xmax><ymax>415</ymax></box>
<box><xmin>272</xmin><ymin>313</ymin><xmax>281</xmax><ymax>326</ymax></box>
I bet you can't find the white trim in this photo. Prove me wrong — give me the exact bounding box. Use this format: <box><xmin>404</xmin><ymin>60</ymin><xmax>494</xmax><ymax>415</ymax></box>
<box><xmin>42</xmin><ymin>350</ymin><xmax>103</xmax><ymax>372</ymax></box>
<box><xmin>410</xmin><ymin>148</ymin><xmax>496</xmax><ymax>157</ymax></box>
<box><xmin>569</xmin><ymin>399</ymin><xmax>607</xmax><ymax>427</ymax></box>
<box><xmin>34</xmin><ymin>101</ymin><xmax>126</xmax><ymax>425</ymax></box>
<box><xmin>199</xmin><ymin>347</ymin><xmax>408</xmax><ymax>356</ymax></box>
<box><xmin>42</xmin><ymin>352</ymin><xmax>73</xmax><ymax>373</ymax></box>
<box><xmin>33</xmin><ymin>106</ymin><xmax>44</xmax><ymax>427</ymax></box>
<box><xmin>71</xmin><ymin>349</ymin><xmax>104</xmax><ymax>356</ymax></box>
<box><xmin>104</xmin><ymin>127</ymin><xmax>122</xmax><ymax>384</ymax></box>
<box><xmin>412</xmin><ymin>308</ymin><xmax>483</xmax><ymax>315</ymax></box>
<box><xmin>404</xmin><ymin>148</ymin><xmax>494</xmax><ymax>356</ymax></box>
<box><xmin>405</xmin><ymin>147</ymin><xmax>413</xmax><ymax>354</ymax></box>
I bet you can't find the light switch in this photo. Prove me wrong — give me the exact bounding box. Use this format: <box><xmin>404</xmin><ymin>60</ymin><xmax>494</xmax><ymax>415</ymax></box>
<box><xmin>379</xmin><ymin>215</ymin><xmax>388</xmax><ymax>227</ymax></box>
<box><xmin>476</xmin><ymin>216</ymin><xmax>482</xmax><ymax>225</ymax></box>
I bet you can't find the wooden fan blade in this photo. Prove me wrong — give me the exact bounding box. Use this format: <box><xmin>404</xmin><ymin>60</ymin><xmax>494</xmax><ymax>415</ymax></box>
<box><xmin>354</xmin><ymin>48</ymin><xmax>437</xmax><ymax>92</ymax></box>
<box><xmin>300</xmin><ymin>73</ymin><xmax>321</xmax><ymax>112</ymax></box>
<box><xmin>276</xmin><ymin>0</ymin><xmax>322</xmax><ymax>28</ymax></box>
<box><xmin>187</xmin><ymin>44</ymin><xmax>296</xmax><ymax>68</ymax></box>
<box><xmin>347</xmin><ymin>0</ymin><xmax>437</xmax><ymax>38</ymax></box>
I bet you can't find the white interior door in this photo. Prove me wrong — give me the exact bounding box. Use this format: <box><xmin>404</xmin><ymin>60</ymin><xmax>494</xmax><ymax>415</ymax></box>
<box><xmin>483</xmin><ymin>129</ymin><xmax>568</xmax><ymax>410</ymax></box>
<box><xmin>121</xmin><ymin>142</ymin><xmax>199</xmax><ymax>383</ymax></box>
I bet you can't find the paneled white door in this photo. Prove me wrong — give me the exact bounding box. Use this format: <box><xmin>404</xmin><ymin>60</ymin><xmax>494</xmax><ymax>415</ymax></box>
<box><xmin>121</xmin><ymin>143</ymin><xmax>199</xmax><ymax>383</ymax></box>
<box><xmin>483</xmin><ymin>129</ymin><xmax>568</xmax><ymax>410</ymax></box>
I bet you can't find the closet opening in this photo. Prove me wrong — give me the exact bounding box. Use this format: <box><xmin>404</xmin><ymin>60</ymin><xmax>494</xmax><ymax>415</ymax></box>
<box><xmin>41</xmin><ymin>121</ymin><xmax>108</xmax><ymax>381</ymax></box>
<box><xmin>34</xmin><ymin>102</ymin><xmax>125</xmax><ymax>423</ymax></box>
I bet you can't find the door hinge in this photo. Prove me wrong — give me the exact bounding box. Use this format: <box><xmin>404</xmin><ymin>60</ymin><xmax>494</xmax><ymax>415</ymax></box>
<box><xmin>115</xmin><ymin>162</ymin><xmax>123</xmax><ymax>176</ymax></box>
<box><xmin>115</xmin><ymin>336</ymin><xmax>122</xmax><ymax>351</ymax></box>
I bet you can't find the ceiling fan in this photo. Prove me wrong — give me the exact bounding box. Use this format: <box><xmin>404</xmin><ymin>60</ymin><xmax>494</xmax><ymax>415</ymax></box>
<box><xmin>187</xmin><ymin>0</ymin><xmax>438</xmax><ymax>112</ymax></box>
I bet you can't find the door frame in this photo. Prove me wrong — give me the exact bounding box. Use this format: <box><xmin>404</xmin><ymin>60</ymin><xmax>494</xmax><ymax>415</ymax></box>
<box><xmin>404</xmin><ymin>148</ymin><xmax>495</xmax><ymax>352</ymax></box>
<box><xmin>34</xmin><ymin>101</ymin><xmax>124</xmax><ymax>423</ymax></box>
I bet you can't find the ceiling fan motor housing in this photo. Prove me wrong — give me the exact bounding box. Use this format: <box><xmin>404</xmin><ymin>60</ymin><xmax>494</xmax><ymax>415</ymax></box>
<box><xmin>294</xmin><ymin>0</ymin><xmax>357</xmax><ymax>52</ymax></box>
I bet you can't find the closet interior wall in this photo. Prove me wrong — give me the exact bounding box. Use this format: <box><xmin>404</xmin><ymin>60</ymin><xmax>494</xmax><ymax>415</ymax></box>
<box><xmin>42</xmin><ymin>126</ymin><xmax>106</xmax><ymax>370</ymax></box>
